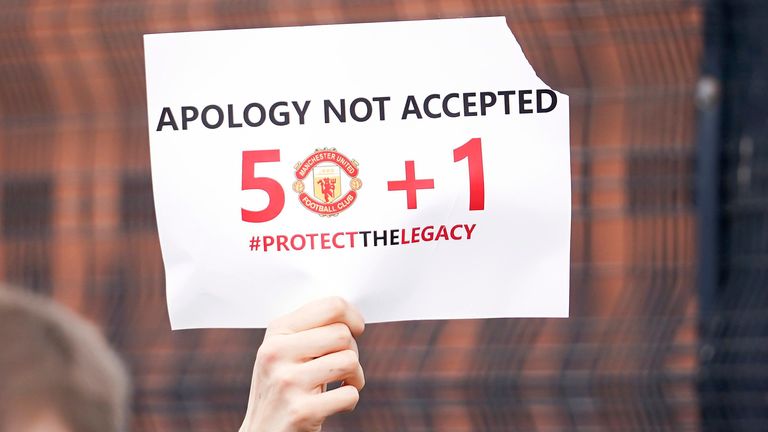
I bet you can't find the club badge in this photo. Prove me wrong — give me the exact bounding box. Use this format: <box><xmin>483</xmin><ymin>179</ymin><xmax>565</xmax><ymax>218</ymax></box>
<box><xmin>292</xmin><ymin>148</ymin><xmax>362</xmax><ymax>216</ymax></box>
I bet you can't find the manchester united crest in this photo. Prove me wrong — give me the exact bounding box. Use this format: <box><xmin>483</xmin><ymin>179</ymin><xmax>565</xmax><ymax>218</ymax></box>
<box><xmin>292</xmin><ymin>148</ymin><xmax>362</xmax><ymax>216</ymax></box>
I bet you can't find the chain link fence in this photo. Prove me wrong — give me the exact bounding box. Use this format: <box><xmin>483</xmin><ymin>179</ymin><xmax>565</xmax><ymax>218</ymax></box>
<box><xmin>2</xmin><ymin>0</ymin><xmax>748</xmax><ymax>430</ymax></box>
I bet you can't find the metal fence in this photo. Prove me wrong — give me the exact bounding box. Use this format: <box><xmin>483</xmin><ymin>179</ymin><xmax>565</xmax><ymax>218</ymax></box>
<box><xmin>0</xmin><ymin>0</ymin><xmax>732</xmax><ymax>430</ymax></box>
<box><xmin>697</xmin><ymin>1</ymin><xmax>768</xmax><ymax>431</ymax></box>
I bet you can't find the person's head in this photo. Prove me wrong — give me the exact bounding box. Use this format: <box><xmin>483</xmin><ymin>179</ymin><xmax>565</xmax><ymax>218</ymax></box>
<box><xmin>0</xmin><ymin>284</ymin><xmax>130</xmax><ymax>432</ymax></box>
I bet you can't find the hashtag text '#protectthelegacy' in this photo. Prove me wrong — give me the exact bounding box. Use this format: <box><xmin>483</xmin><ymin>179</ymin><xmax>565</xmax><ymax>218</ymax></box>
<box><xmin>248</xmin><ymin>224</ymin><xmax>477</xmax><ymax>253</ymax></box>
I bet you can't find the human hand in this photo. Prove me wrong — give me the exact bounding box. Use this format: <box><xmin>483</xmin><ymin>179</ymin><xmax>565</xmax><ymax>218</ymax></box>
<box><xmin>239</xmin><ymin>297</ymin><xmax>365</xmax><ymax>432</ymax></box>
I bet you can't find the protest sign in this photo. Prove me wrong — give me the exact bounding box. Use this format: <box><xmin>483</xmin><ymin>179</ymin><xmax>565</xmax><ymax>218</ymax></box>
<box><xmin>144</xmin><ymin>17</ymin><xmax>571</xmax><ymax>329</ymax></box>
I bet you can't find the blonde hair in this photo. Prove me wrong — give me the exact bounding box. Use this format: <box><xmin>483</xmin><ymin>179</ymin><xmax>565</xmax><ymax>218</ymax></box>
<box><xmin>0</xmin><ymin>285</ymin><xmax>130</xmax><ymax>432</ymax></box>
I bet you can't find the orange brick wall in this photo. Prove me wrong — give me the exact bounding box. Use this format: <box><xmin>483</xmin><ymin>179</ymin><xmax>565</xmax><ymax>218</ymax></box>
<box><xmin>0</xmin><ymin>1</ymin><xmax>701</xmax><ymax>431</ymax></box>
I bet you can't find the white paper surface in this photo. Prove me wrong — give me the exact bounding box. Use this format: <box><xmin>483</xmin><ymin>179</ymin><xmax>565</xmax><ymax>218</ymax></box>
<box><xmin>144</xmin><ymin>17</ymin><xmax>571</xmax><ymax>329</ymax></box>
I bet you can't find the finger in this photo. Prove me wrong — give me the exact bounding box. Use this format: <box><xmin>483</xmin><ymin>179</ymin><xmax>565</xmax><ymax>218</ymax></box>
<box><xmin>268</xmin><ymin>297</ymin><xmax>365</xmax><ymax>337</ymax></box>
<box><xmin>282</xmin><ymin>322</ymin><xmax>356</xmax><ymax>360</ymax></box>
<box><xmin>351</xmin><ymin>335</ymin><xmax>359</xmax><ymax>357</ymax></box>
<box><xmin>306</xmin><ymin>385</ymin><xmax>360</xmax><ymax>418</ymax></box>
<box><xmin>342</xmin><ymin>362</ymin><xmax>364</xmax><ymax>391</ymax></box>
<box><xmin>300</xmin><ymin>349</ymin><xmax>365</xmax><ymax>391</ymax></box>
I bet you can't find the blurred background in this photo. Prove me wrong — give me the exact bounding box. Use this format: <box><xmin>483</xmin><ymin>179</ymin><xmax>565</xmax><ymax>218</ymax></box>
<box><xmin>1</xmin><ymin>0</ymin><xmax>766</xmax><ymax>430</ymax></box>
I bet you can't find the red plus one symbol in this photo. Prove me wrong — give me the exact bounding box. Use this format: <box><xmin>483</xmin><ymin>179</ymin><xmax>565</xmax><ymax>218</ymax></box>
<box><xmin>387</xmin><ymin>160</ymin><xmax>435</xmax><ymax>209</ymax></box>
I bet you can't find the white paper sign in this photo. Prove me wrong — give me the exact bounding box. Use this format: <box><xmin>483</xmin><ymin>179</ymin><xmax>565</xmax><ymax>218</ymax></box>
<box><xmin>144</xmin><ymin>17</ymin><xmax>571</xmax><ymax>329</ymax></box>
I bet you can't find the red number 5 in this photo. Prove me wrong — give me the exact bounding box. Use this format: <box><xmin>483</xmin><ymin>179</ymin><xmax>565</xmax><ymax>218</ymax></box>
<box><xmin>242</xmin><ymin>150</ymin><xmax>285</xmax><ymax>223</ymax></box>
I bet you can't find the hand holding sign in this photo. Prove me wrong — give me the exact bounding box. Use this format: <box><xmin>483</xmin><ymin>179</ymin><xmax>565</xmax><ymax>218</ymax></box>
<box><xmin>240</xmin><ymin>297</ymin><xmax>365</xmax><ymax>432</ymax></box>
<box><xmin>144</xmin><ymin>17</ymin><xmax>571</xmax><ymax>329</ymax></box>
